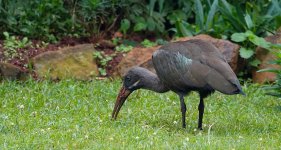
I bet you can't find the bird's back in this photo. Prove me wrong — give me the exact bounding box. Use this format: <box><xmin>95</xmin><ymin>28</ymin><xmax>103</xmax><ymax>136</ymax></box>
<box><xmin>152</xmin><ymin>39</ymin><xmax>244</xmax><ymax>95</ymax></box>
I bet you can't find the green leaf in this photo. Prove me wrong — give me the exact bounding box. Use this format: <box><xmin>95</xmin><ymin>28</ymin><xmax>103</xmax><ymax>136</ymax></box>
<box><xmin>147</xmin><ymin>17</ymin><xmax>155</xmax><ymax>31</ymax></box>
<box><xmin>158</xmin><ymin>0</ymin><xmax>164</xmax><ymax>13</ymax></box>
<box><xmin>133</xmin><ymin>22</ymin><xmax>147</xmax><ymax>32</ymax></box>
<box><xmin>245</xmin><ymin>30</ymin><xmax>254</xmax><ymax>36</ymax></box>
<box><xmin>194</xmin><ymin>0</ymin><xmax>204</xmax><ymax>30</ymax></box>
<box><xmin>22</xmin><ymin>37</ymin><xmax>28</xmax><ymax>44</ymax></box>
<box><xmin>98</xmin><ymin>68</ymin><xmax>107</xmax><ymax>76</ymax></box>
<box><xmin>231</xmin><ymin>33</ymin><xmax>247</xmax><ymax>42</ymax></box>
<box><xmin>220</xmin><ymin>0</ymin><xmax>231</xmax><ymax>11</ymax></box>
<box><xmin>141</xmin><ymin>39</ymin><xmax>157</xmax><ymax>48</ymax></box>
<box><xmin>248</xmin><ymin>35</ymin><xmax>271</xmax><ymax>49</ymax></box>
<box><xmin>3</xmin><ymin>31</ymin><xmax>9</xmax><ymax>38</ymax></box>
<box><xmin>206</xmin><ymin>0</ymin><xmax>218</xmax><ymax>29</ymax></box>
<box><xmin>270</xmin><ymin>43</ymin><xmax>281</xmax><ymax>50</ymax></box>
<box><xmin>148</xmin><ymin>0</ymin><xmax>156</xmax><ymax>16</ymax></box>
<box><xmin>167</xmin><ymin>10</ymin><xmax>187</xmax><ymax>24</ymax></box>
<box><xmin>249</xmin><ymin>58</ymin><xmax>261</xmax><ymax>67</ymax></box>
<box><xmin>116</xmin><ymin>44</ymin><xmax>133</xmax><ymax>53</ymax></box>
<box><xmin>120</xmin><ymin>19</ymin><xmax>130</xmax><ymax>34</ymax></box>
<box><xmin>176</xmin><ymin>21</ymin><xmax>193</xmax><ymax>37</ymax></box>
<box><xmin>275</xmin><ymin>15</ymin><xmax>281</xmax><ymax>29</ymax></box>
<box><xmin>239</xmin><ymin>47</ymin><xmax>254</xmax><ymax>59</ymax></box>
<box><xmin>218</xmin><ymin>0</ymin><xmax>244</xmax><ymax>32</ymax></box>
<box><xmin>244</xmin><ymin>14</ymin><xmax>253</xmax><ymax>29</ymax></box>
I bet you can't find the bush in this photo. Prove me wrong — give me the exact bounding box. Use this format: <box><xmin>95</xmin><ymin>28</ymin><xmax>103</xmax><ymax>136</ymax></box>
<box><xmin>0</xmin><ymin>0</ymin><xmax>129</xmax><ymax>42</ymax></box>
<box><xmin>0</xmin><ymin>0</ymin><xmax>280</xmax><ymax>42</ymax></box>
<box><xmin>0</xmin><ymin>0</ymin><xmax>73</xmax><ymax>42</ymax></box>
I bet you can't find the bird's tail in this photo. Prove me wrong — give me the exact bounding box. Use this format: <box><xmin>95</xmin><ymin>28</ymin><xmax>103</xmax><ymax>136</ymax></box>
<box><xmin>238</xmin><ymin>89</ymin><xmax>246</xmax><ymax>96</ymax></box>
<box><xmin>232</xmin><ymin>80</ymin><xmax>246</xmax><ymax>96</ymax></box>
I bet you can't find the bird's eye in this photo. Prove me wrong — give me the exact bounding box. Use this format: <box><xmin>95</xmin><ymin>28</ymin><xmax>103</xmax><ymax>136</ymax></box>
<box><xmin>126</xmin><ymin>76</ymin><xmax>131</xmax><ymax>81</ymax></box>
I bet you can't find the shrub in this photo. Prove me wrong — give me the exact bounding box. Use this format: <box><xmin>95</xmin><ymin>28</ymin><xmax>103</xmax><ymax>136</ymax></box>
<box><xmin>0</xmin><ymin>0</ymin><xmax>129</xmax><ymax>41</ymax></box>
<box><xmin>0</xmin><ymin>0</ymin><xmax>74</xmax><ymax>42</ymax></box>
<box><xmin>0</xmin><ymin>0</ymin><xmax>280</xmax><ymax>42</ymax></box>
<box><xmin>219</xmin><ymin>0</ymin><xmax>281</xmax><ymax>37</ymax></box>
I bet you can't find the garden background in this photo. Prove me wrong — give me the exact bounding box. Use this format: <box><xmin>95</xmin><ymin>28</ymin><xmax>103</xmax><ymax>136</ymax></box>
<box><xmin>0</xmin><ymin>0</ymin><xmax>281</xmax><ymax>149</ymax></box>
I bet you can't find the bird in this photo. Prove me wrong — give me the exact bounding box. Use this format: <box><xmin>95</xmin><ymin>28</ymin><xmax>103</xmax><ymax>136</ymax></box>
<box><xmin>112</xmin><ymin>39</ymin><xmax>245</xmax><ymax>130</ymax></box>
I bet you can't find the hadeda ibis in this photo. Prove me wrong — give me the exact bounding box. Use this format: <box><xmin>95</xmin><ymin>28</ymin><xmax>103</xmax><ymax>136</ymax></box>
<box><xmin>112</xmin><ymin>39</ymin><xmax>245</xmax><ymax>130</ymax></box>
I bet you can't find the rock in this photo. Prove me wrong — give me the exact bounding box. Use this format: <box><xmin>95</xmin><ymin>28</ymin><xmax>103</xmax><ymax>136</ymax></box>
<box><xmin>113</xmin><ymin>46</ymin><xmax>161</xmax><ymax>76</ymax></box>
<box><xmin>0</xmin><ymin>62</ymin><xmax>28</xmax><ymax>80</ymax></box>
<box><xmin>32</xmin><ymin>44</ymin><xmax>99</xmax><ymax>80</ymax></box>
<box><xmin>114</xmin><ymin>34</ymin><xmax>240</xmax><ymax>77</ymax></box>
<box><xmin>252</xmin><ymin>31</ymin><xmax>281</xmax><ymax>84</ymax></box>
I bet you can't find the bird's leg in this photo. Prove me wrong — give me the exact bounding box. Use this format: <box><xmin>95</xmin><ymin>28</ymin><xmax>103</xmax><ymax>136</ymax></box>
<box><xmin>198</xmin><ymin>95</ymin><xmax>205</xmax><ymax>130</ymax></box>
<box><xmin>179</xmin><ymin>95</ymin><xmax>186</xmax><ymax>128</ymax></box>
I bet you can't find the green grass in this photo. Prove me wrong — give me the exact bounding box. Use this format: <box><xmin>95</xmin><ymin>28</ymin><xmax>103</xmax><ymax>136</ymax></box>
<box><xmin>0</xmin><ymin>79</ymin><xmax>280</xmax><ymax>149</ymax></box>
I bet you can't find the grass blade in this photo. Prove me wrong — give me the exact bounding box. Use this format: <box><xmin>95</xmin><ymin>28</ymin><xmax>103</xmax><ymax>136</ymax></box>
<box><xmin>257</xmin><ymin>68</ymin><xmax>280</xmax><ymax>73</ymax></box>
<box><xmin>265</xmin><ymin>92</ymin><xmax>281</xmax><ymax>97</ymax></box>
<box><xmin>261</xmin><ymin>85</ymin><xmax>281</xmax><ymax>90</ymax></box>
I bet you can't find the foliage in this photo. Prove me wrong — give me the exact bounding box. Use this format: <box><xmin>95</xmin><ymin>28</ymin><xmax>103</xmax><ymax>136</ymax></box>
<box><xmin>219</xmin><ymin>0</ymin><xmax>281</xmax><ymax>37</ymax></box>
<box><xmin>170</xmin><ymin>0</ymin><xmax>281</xmax><ymax>38</ymax></box>
<box><xmin>119</xmin><ymin>19</ymin><xmax>130</xmax><ymax>36</ymax></box>
<box><xmin>141</xmin><ymin>39</ymin><xmax>157</xmax><ymax>48</ymax></box>
<box><xmin>115</xmin><ymin>44</ymin><xmax>133</xmax><ymax>53</ymax></box>
<box><xmin>0</xmin><ymin>80</ymin><xmax>280</xmax><ymax>149</ymax></box>
<box><xmin>258</xmin><ymin>48</ymin><xmax>281</xmax><ymax>98</ymax></box>
<box><xmin>155</xmin><ymin>38</ymin><xmax>168</xmax><ymax>45</ymax></box>
<box><xmin>93</xmin><ymin>51</ymin><xmax>114</xmax><ymax>76</ymax></box>
<box><xmin>0</xmin><ymin>0</ymin><xmax>280</xmax><ymax>41</ymax></box>
<box><xmin>231</xmin><ymin>30</ymin><xmax>279</xmax><ymax>67</ymax></box>
<box><xmin>193</xmin><ymin>0</ymin><xmax>219</xmax><ymax>34</ymax></box>
<box><xmin>125</xmin><ymin>0</ymin><xmax>167</xmax><ymax>33</ymax></box>
<box><xmin>2</xmin><ymin>32</ymin><xmax>31</xmax><ymax>59</ymax></box>
<box><xmin>0</xmin><ymin>0</ymin><xmax>72</xmax><ymax>42</ymax></box>
<box><xmin>75</xmin><ymin>0</ymin><xmax>128</xmax><ymax>36</ymax></box>
<box><xmin>0</xmin><ymin>0</ymin><xmax>129</xmax><ymax>41</ymax></box>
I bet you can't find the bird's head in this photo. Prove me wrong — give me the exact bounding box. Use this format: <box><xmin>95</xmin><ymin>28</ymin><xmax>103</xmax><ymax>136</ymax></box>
<box><xmin>112</xmin><ymin>67</ymin><xmax>148</xmax><ymax>119</ymax></box>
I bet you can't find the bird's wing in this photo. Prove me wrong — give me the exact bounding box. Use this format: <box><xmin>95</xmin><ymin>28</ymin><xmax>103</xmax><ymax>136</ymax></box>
<box><xmin>152</xmin><ymin>40</ymin><xmax>243</xmax><ymax>94</ymax></box>
<box><xmin>152</xmin><ymin>48</ymin><xmax>207</xmax><ymax>93</ymax></box>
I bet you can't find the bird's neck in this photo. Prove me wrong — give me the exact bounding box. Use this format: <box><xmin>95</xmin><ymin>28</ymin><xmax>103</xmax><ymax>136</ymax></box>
<box><xmin>142</xmin><ymin>71</ymin><xmax>169</xmax><ymax>93</ymax></box>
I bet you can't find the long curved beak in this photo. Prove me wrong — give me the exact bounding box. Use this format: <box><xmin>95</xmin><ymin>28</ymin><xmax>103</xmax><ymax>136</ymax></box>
<box><xmin>112</xmin><ymin>86</ymin><xmax>132</xmax><ymax>119</ymax></box>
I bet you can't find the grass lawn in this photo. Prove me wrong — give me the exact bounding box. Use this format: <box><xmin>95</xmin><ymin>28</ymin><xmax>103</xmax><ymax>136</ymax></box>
<box><xmin>0</xmin><ymin>79</ymin><xmax>280</xmax><ymax>149</ymax></box>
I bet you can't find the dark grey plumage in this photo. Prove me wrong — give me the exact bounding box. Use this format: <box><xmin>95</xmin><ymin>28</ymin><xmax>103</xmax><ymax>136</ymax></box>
<box><xmin>112</xmin><ymin>39</ymin><xmax>244</xmax><ymax>130</ymax></box>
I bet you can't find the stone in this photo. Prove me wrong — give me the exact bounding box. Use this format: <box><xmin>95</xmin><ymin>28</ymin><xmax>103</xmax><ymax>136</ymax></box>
<box><xmin>114</xmin><ymin>34</ymin><xmax>241</xmax><ymax>77</ymax></box>
<box><xmin>32</xmin><ymin>44</ymin><xmax>99</xmax><ymax>80</ymax></box>
<box><xmin>252</xmin><ymin>31</ymin><xmax>281</xmax><ymax>84</ymax></box>
<box><xmin>113</xmin><ymin>46</ymin><xmax>161</xmax><ymax>76</ymax></box>
<box><xmin>0</xmin><ymin>62</ymin><xmax>28</xmax><ymax>80</ymax></box>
